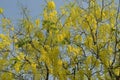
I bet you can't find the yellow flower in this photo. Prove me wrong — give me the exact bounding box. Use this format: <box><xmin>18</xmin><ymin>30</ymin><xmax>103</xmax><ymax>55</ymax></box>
<box><xmin>31</xmin><ymin>63</ymin><xmax>36</xmax><ymax>69</ymax></box>
<box><xmin>47</xmin><ymin>1</ymin><xmax>56</xmax><ymax>9</ymax></box>
<box><xmin>0</xmin><ymin>8</ymin><xmax>3</xmax><ymax>14</ymax></box>
<box><xmin>49</xmin><ymin>10</ymin><xmax>57</xmax><ymax>19</ymax></box>
<box><xmin>31</xmin><ymin>63</ymin><xmax>37</xmax><ymax>73</ymax></box>
<box><xmin>17</xmin><ymin>53</ymin><xmax>24</xmax><ymax>60</ymax></box>
<box><xmin>57</xmin><ymin>34</ymin><xmax>64</xmax><ymax>42</ymax></box>
<box><xmin>58</xmin><ymin>60</ymin><xmax>62</xmax><ymax>66</ymax></box>
<box><xmin>85</xmin><ymin>36</ymin><xmax>93</xmax><ymax>48</ymax></box>
<box><xmin>14</xmin><ymin>39</ymin><xmax>18</xmax><ymax>43</ymax></box>
<box><xmin>67</xmin><ymin>45</ymin><xmax>73</xmax><ymax>53</ymax></box>
<box><xmin>114</xmin><ymin>67</ymin><xmax>120</xmax><ymax>76</ymax></box>
<box><xmin>0</xmin><ymin>34</ymin><xmax>5</xmax><ymax>39</ymax></box>
<box><xmin>10</xmin><ymin>27</ymin><xmax>14</xmax><ymax>31</ymax></box>
<box><xmin>51</xmin><ymin>10</ymin><xmax>57</xmax><ymax>15</ymax></box>
<box><xmin>35</xmin><ymin>19</ymin><xmax>40</xmax><ymax>26</ymax></box>
<box><xmin>14</xmin><ymin>62</ymin><xmax>21</xmax><ymax>72</ymax></box>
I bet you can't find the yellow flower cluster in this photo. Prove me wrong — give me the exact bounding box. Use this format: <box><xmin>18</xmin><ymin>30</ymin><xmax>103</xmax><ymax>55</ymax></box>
<box><xmin>0</xmin><ymin>8</ymin><xmax>3</xmax><ymax>14</ymax></box>
<box><xmin>114</xmin><ymin>67</ymin><xmax>120</xmax><ymax>76</ymax></box>
<box><xmin>10</xmin><ymin>27</ymin><xmax>14</xmax><ymax>31</ymax></box>
<box><xmin>47</xmin><ymin>1</ymin><xmax>56</xmax><ymax>10</ymax></box>
<box><xmin>14</xmin><ymin>62</ymin><xmax>21</xmax><ymax>72</ymax></box>
<box><xmin>35</xmin><ymin>19</ymin><xmax>40</xmax><ymax>26</ymax></box>
<box><xmin>57</xmin><ymin>33</ymin><xmax>65</xmax><ymax>42</ymax></box>
<box><xmin>67</xmin><ymin>45</ymin><xmax>81</xmax><ymax>55</ymax></box>
<box><xmin>85</xmin><ymin>36</ymin><xmax>93</xmax><ymax>47</ymax></box>
<box><xmin>31</xmin><ymin>63</ymin><xmax>36</xmax><ymax>69</ymax></box>
<box><xmin>49</xmin><ymin>10</ymin><xmax>57</xmax><ymax>22</ymax></box>
<box><xmin>49</xmin><ymin>10</ymin><xmax>57</xmax><ymax>18</ymax></box>
<box><xmin>0</xmin><ymin>34</ymin><xmax>10</xmax><ymax>49</ymax></box>
<box><xmin>58</xmin><ymin>60</ymin><xmax>63</xmax><ymax>66</ymax></box>
<box><xmin>17</xmin><ymin>52</ymin><xmax>25</xmax><ymax>60</ymax></box>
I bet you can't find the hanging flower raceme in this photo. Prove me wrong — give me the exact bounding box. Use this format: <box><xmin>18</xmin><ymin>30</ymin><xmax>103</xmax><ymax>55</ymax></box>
<box><xmin>49</xmin><ymin>10</ymin><xmax>57</xmax><ymax>22</ymax></box>
<box><xmin>0</xmin><ymin>8</ymin><xmax>3</xmax><ymax>14</ymax></box>
<box><xmin>47</xmin><ymin>1</ymin><xmax>56</xmax><ymax>10</ymax></box>
<box><xmin>0</xmin><ymin>34</ymin><xmax>11</xmax><ymax>49</ymax></box>
<box><xmin>35</xmin><ymin>19</ymin><xmax>40</xmax><ymax>27</ymax></box>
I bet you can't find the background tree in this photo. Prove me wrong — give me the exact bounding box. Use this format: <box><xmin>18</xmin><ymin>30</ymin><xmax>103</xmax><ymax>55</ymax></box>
<box><xmin>0</xmin><ymin>0</ymin><xmax>120</xmax><ymax>80</ymax></box>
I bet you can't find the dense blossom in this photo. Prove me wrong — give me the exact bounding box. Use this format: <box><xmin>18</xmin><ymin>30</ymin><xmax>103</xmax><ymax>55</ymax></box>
<box><xmin>0</xmin><ymin>0</ymin><xmax>120</xmax><ymax>80</ymax></box>
<box><xmin>47</xmin><ymin>1</ymin><xmax>56</xmax><ymax>10</ymax></box>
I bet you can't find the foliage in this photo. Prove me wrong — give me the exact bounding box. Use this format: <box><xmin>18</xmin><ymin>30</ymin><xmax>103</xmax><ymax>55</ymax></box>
<box><xmin>0</xmin><ymin>0</ymin><xmax>120</xmax><ymax>80</ymax></box>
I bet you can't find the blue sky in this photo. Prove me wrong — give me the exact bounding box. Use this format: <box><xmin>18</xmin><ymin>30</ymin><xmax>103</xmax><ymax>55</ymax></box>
<box><xmin>0</xmin><ymin>0</ymin><xmax>64</xmax><ymax>20</ymax></box>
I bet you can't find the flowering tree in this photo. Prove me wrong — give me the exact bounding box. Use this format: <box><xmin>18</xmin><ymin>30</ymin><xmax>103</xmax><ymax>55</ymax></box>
<box><xmin>0</xmin><ymin>0</ymin><xmax>120</xmax><ymax>80</ymax></box>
